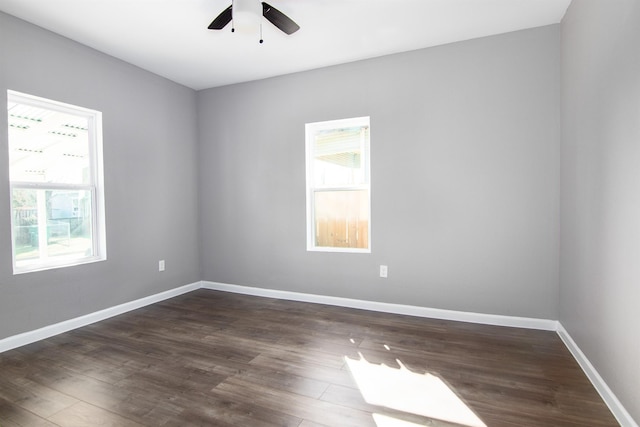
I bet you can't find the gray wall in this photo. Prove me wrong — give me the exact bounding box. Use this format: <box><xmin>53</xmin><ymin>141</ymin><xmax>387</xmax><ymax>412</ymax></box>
<box><xmin>0</xmin><ymin>12</ymin><xmax>201</xmax><ymax>339</ymax></box>
<box><xmin>198</xmin><ymin>25</ymin><xmax>561</xmax><ymax>319</ymax></box>
<box><xmin>561</xmin><ymin>0</ymin><xmax>640</xmax><ymax>421</ymax></box>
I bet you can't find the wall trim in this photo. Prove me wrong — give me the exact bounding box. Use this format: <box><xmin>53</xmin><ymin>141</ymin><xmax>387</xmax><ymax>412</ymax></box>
<box><xmin>201</xmin><ymin>281</ymin><xmax>558</xmax><ymax>331</ymax></box>
<box><xmin>203</xmin><ymin>281</ymin><xmax>635</xmax><ymax>425</ymax></box>
<box><xmin>0</xmin><ymin>281</ymin><xmax>201</xmax><ymax>354</ymax></box>
<box><xmin>0</xmin><ymin>280</ymin><xmax>635</xmax><ymax>426</ymax></box>
<box><xmin>557</xmin><ymin>323</ymin><xmax>638</xmax><ymax>427</ymax></box>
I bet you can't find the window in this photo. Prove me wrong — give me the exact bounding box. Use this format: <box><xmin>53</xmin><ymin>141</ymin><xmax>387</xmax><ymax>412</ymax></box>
<box><xmin>305</xmin><ymin>116</ymin><xmax>371</xmax><ymax>252</ymax></box>
<box><xmin>7</xmin><ymin>91</ymin><xmax>106</xmax><ymax>274</ymax></box>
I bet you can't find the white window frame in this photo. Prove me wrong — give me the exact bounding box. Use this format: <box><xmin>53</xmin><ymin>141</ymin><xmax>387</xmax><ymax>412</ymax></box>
<box><xmin>7</xmin><ymin>90</ymin><xmax>107</xmax><ymax>274</ymax></box>
<box><xmin>305</xmin><ymin>116</ymin><xmax>371</xmax><ymax>253</ymax></box>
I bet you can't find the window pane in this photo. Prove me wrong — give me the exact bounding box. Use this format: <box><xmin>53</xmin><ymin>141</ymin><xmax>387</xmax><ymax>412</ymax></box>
<box><xmin>8</xmin><ymin>90</ymin><xmax>105</xmax><ymax>274</ymax></box>
<box><xmin>314</xmin><ymin>190</ymin><xmax>369</xmax><ymax>249</ymax></box>
<box><xmin>8</xmin><ymin>102</ymin><xmax>90</xmax><ymax>184</ymax></box>
<box><xmin>46</xmin><ymin>190</ymin><xmax>94</xmax><ymax>260</ymax></box>
<box><xmin>11</xmin><ymin>188</ymin><xmax>40</xmax><ymax>261</ymax></box>
<box><xmin>313</xmin><ymin>126</ymin><xmax>368</xmax><ymax>187</ymax></box>
<box><xmin>306</xmin><ymin>116</ymin><xmax>371</xmax><ymax>252</ymax></box>
<box><xmin>12</xmin><ymin>188</ymin><xmax>94</xmax><ymax>266</ymax></box>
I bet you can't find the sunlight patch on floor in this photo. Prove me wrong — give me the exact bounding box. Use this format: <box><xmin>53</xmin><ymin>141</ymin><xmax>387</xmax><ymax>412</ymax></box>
<box><xmin>345</xmin><ymin>353</ymin><xmax>486</xmax><ymax>427</ymax></box>
<box><xmin>372</xmin><ymin>413</ymin><xmax>428</xmax><ymax>427</ymax></box>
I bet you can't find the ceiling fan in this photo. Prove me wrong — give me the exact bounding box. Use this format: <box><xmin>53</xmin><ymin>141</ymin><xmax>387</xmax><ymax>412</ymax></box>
<box><xmin>208</xmin><ymin>0</ymin><xmax>300</xmax><ymax>41</ymax></box>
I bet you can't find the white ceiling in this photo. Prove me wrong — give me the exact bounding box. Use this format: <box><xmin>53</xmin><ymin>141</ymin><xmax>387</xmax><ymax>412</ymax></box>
<box><xmin>0</xmin><ymin>0</ymin><xmax>571</xmax><ymax>90</ymax></box>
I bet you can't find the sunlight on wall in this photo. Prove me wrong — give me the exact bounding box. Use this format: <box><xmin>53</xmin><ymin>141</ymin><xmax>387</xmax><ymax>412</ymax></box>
<box><xmin>345</xmin><ymin>353</ymin><xmax>487</xmax><ymax>427</ymax></box>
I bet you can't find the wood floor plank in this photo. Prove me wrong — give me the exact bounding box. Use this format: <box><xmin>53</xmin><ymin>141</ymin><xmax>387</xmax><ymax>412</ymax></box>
<box><xmin>0</xmin><ymin>396</ymin><xmax>60</xmax><ymax>427</ymax></box>
<box><xmin>298</xmin><ymin>421</ymin><xmax>330</xmax><ymax>427</ymax></box>
<box><xmin>48</xmin><ymin>401</ymin><xmax>144</xmax><ymax>427</ymax></box>
<box><xmin>249</xmin><ymin>352</ymin><xmax>357</xmax><ymax>389</ymax></box>
<box><xmin>24</xmin><ymin>367</ymin><xmax>134</xmax><ymax>415</ymax></box>
<box><xmin>319</xmin><ymin>383</ymin><xmax>465</xmax><ymax>427</ymax></box>
<box><xmin>228</xmin><ymin>364</ymin><xmax>331</xmax><ymax>399</ymax></box>
<box><xmin>105</xmin><ymin>392</ymin><xmax>184</xmax><ymax>426</ymax></box>
<box><xmin>0</xmin><ymin>289</ymin><xmax>620</xmax><ymax>426</ymax></box>
<box><xmin>163</xmin><ymin>394</ymin><xmax>302</xmax><ymax>427</ymax></box>
<box><xmin>0</xmin><ymin>375</ymin><xmax>78</xmax><ymax>419</ymax></box>
<box><xmin>211</xmin><ymin>376</ymin><xmax>375</xmax><ymax>427</ymax></box>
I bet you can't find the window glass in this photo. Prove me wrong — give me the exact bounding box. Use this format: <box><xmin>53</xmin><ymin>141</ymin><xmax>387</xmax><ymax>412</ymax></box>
<box><xmin>313</xmin><ymin>126</ymin><xmax>366</xmax><ymax>187</ymax></box>
<box><xmin>9</xmin><ymin>105</ymin><xmax>90</xmax><ymax>184</ymax></box>
<box><xmin>313</xmin><ymin>190</ymin><xmax>369</xmax><ymax>249</ymax></box>
<box><xmin>12</xmin><ymin>189</ymin><xmax>94</xmax><ymax>264</ymax></box>
<box><xmin>7</xmin><ymin>91</ymin><xmax>106</xmax><ymax>274</ymax></box>
<box><xmin>306</xmin><ymin>117</ymin><xmax>371</xmax><ymax>252</ymax></box>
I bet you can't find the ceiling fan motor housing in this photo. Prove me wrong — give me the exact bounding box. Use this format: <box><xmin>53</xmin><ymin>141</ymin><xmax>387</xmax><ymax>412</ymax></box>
<box><xmin>233</xmin><ymin>0</ymin><xmax>262</xmax><ymax>33</ymax></box>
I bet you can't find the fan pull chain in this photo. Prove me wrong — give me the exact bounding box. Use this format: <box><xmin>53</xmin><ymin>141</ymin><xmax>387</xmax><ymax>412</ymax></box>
<box><xmin>231</xmin><ymin>0</ymin><xmax>235</xmax><ymax>32</ymax></box>
<box><xmin>259</xmin><ymin>21</ymin><xmax>264</xmax><ymax>43</ymax></box>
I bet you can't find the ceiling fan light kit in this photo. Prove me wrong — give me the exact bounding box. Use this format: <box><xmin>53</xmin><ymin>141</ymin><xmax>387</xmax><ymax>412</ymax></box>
<box><xmin>208</xmin><ymin>0</ymin><xmax>300</xmax><ymax>43</ymax></box>
<box><xmin>232</xmin><ymin>0</ymin><xmax>262</xmax><ymax>33</ymax></box>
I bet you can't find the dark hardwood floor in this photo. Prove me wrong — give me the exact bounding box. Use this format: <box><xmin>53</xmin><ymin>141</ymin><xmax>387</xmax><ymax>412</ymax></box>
<box><xmin>0</xmin><ymin>289</ymin><xmax>618</xmax><ymax>426</ymax></box>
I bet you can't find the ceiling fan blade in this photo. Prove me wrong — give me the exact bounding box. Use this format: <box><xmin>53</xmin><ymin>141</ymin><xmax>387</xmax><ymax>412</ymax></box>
<box><xmin>208</xmin><ymin>5</ymin><xmax>233</xmax><ymax>30</ymax></box>
<box><xmin>262</xmin><ymin>2</ymin><xmax>300</xmax><ymax>35</ymax></box>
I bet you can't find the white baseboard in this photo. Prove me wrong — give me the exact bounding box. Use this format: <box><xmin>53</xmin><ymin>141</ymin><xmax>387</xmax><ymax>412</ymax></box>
<box><xmin>0</xmin><ymin>280</ymin><xmax>634</xmax><ymax>426</ymax></box>
<box><xmin>203</xmin><ymin>281</ymin><xmax>636</xmax><ymax>426</ymax></box>
<box><xmin>0</xmin><ymin>282</ymin><xmax>201</xmax><ymax>354</ymax></box>
<box><xmin>557</xmin><ymin>324</ymin><xmax>638</xmax><ymax>427</ymax></box>
<box><xmin>201</xmin><ymin>281</ymin><xmax>558</xmax><ymax>331</ymax></box>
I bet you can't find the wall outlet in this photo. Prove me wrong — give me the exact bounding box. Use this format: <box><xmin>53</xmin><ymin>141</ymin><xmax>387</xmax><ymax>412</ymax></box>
<box><xmin>159</xmin><ymin>260</ymin><xmax>165</xmax><ymax>272</ymax></box>
<box><xmin>380</xmin><ymin>265</ymin><xmax>388</xmax><ymax>278</ymax></box>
